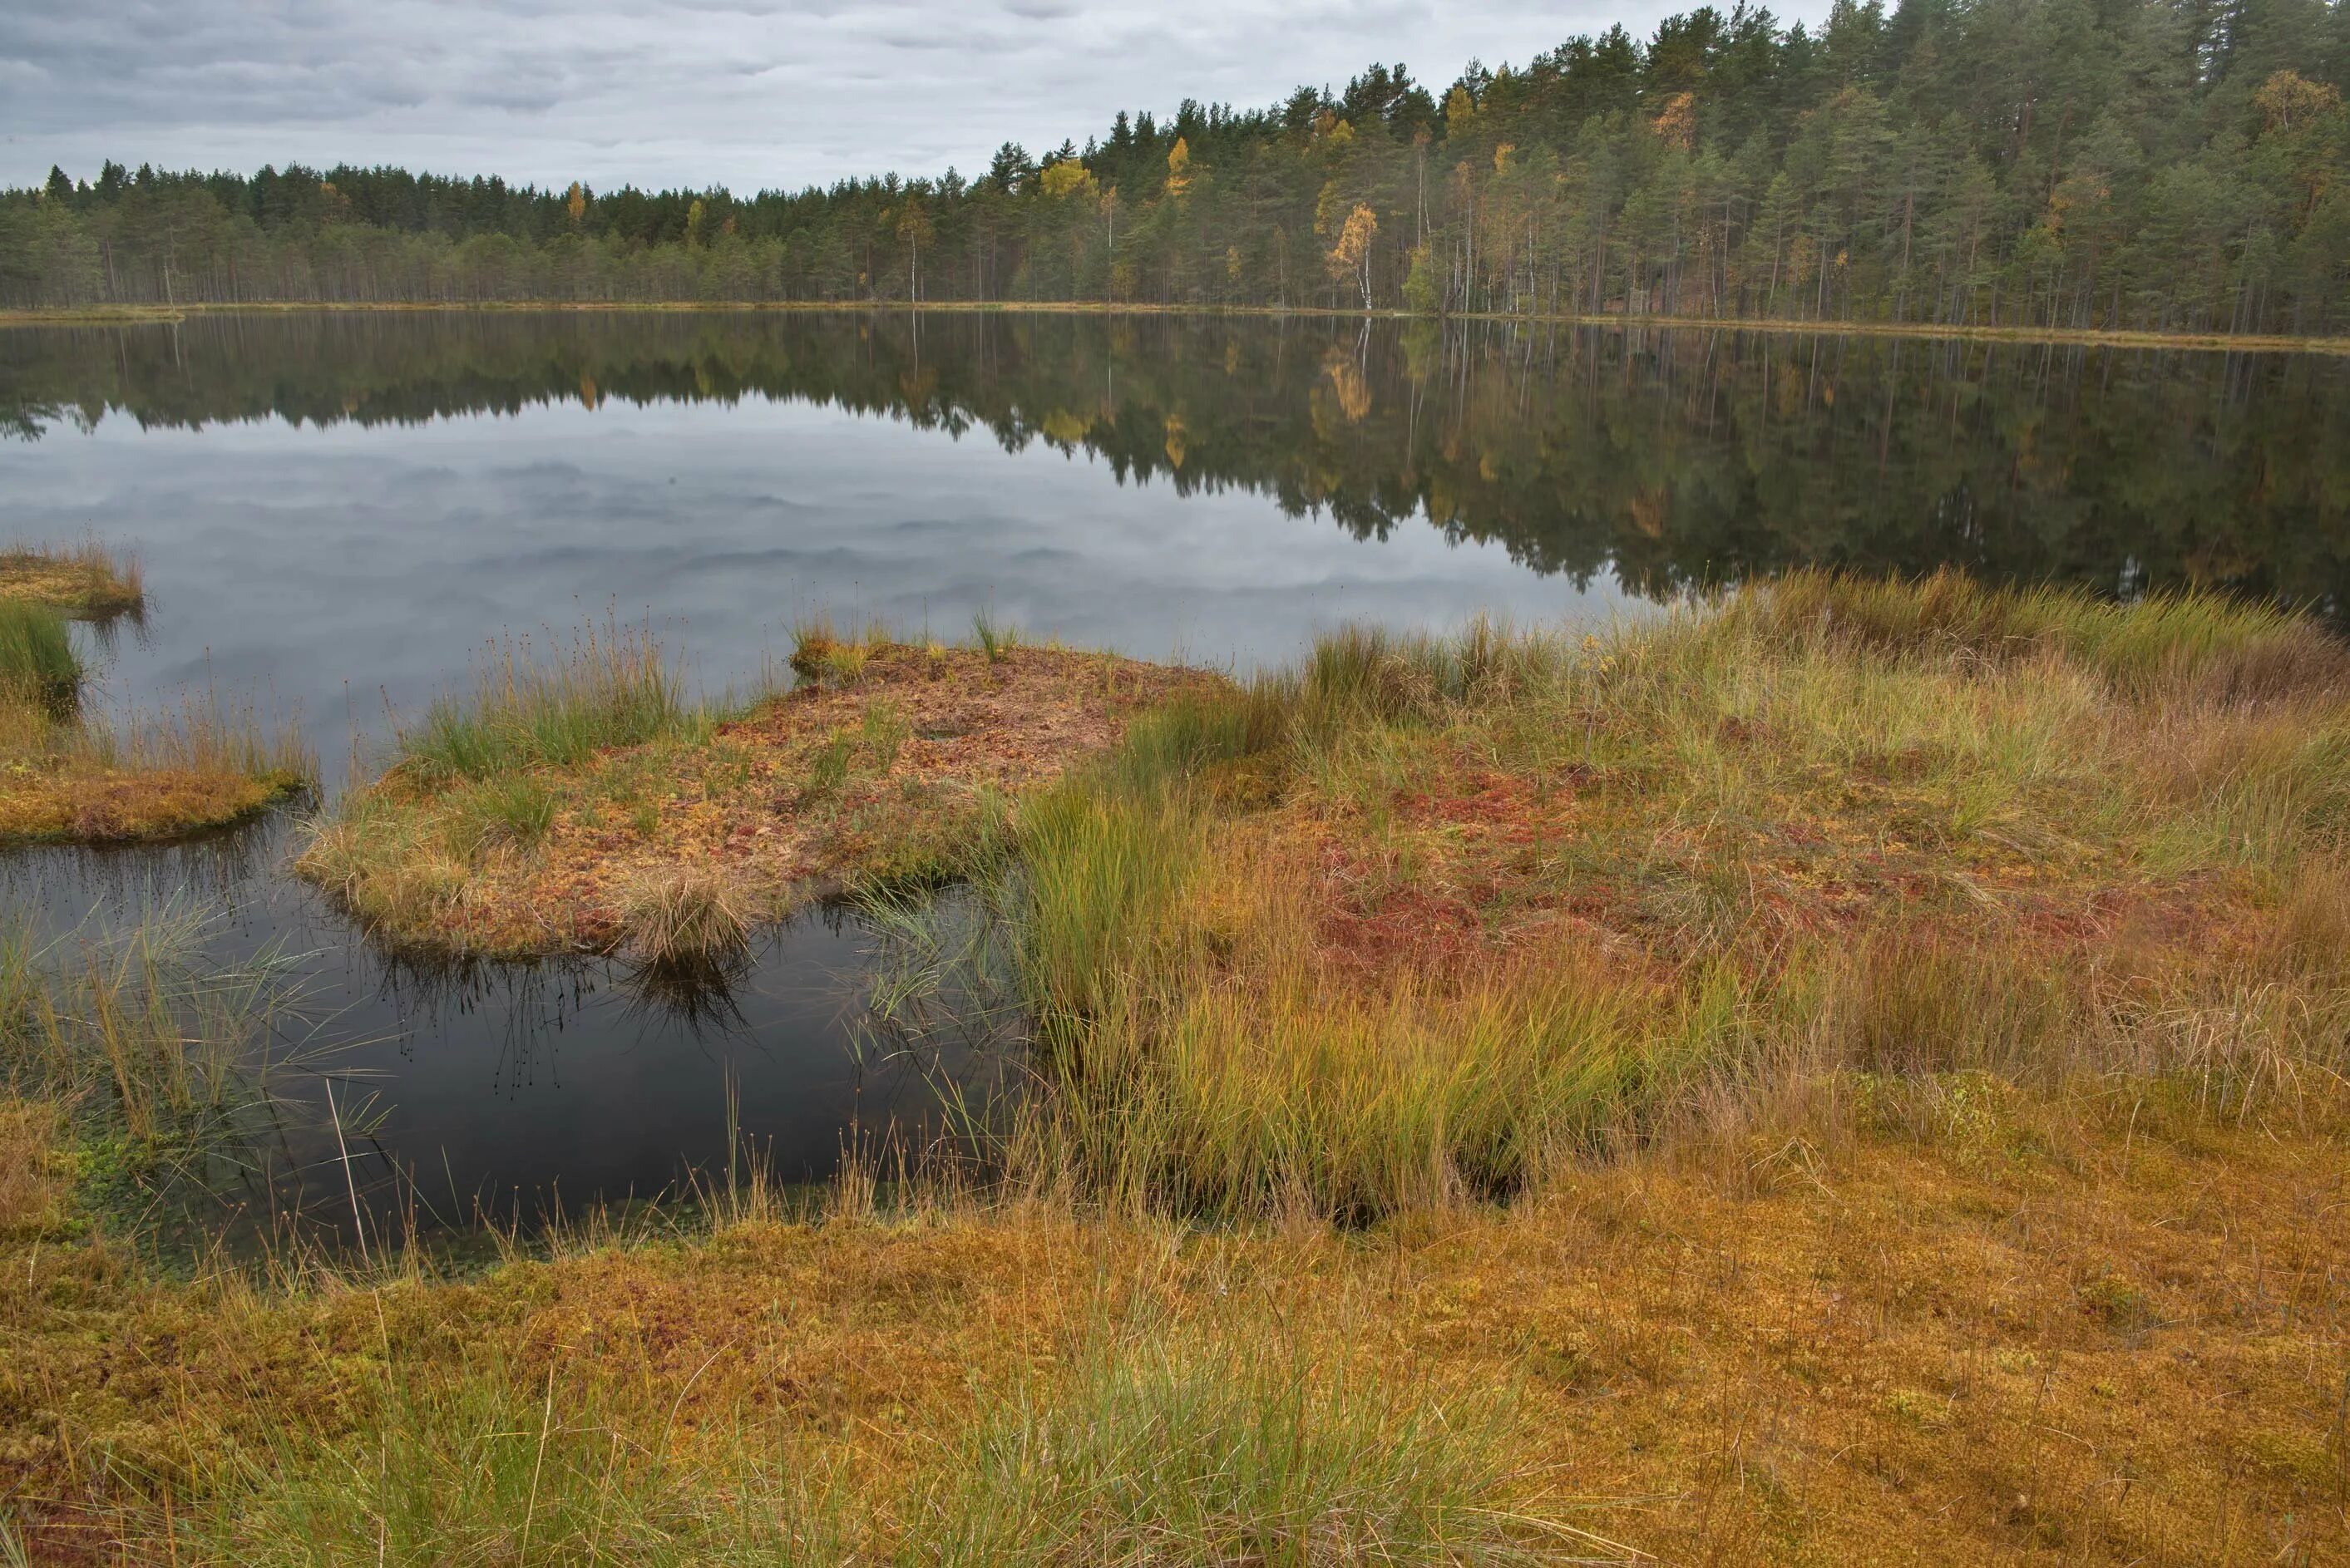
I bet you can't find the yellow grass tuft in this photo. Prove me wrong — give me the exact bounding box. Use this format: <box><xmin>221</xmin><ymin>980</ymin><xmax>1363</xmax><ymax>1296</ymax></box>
<box><xmin>0</xmin><ymin>1098</ymin><xmax>63</xmax><ymax>1238</ymax></box>
<box><xmin>618</xmin><ymin>863</ymin><xmax>754</xmax><ymax>967</ymax></box>
<box><xmin>0</xmin><ymin>539</ymin><xmax>144</xmax><ymax>619</ymax></box>
<box><xmin>0</xmin><ymin>683</ymin><xmax>313</xmax><ymax>843</ymax></box>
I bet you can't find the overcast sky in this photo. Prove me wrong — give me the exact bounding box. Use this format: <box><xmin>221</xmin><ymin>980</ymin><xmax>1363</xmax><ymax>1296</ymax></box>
<box><xmin>1</xmin><ymin>1</ymin><xmax>1830</xmax><ymax>195</ymax></box>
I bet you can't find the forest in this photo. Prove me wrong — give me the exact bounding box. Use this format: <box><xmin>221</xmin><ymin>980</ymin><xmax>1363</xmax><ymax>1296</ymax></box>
<box><xmin>2</xmin><ymin>0</ymin><xmax>2348</xmax><ymax>334</ymax></box>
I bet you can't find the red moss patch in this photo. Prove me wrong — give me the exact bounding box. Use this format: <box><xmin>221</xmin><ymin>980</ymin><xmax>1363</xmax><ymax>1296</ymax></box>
<box><xmin>310</xmin><ymin>643</ymin><xmax>1222</xmax><ymax>958</ymax></box>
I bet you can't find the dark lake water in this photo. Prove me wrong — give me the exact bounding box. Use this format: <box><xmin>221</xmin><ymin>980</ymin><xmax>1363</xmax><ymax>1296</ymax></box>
<box><xmin>3</xmin><ymin>308</ymin><xmax>2346</xmax><ymax>1242</ymax></box>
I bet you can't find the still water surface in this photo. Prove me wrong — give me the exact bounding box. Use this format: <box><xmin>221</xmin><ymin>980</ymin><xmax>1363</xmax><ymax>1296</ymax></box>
<box><xmin>3</xmin><ymin>309</ymin><xmax>2344</xmax><ymax>1240</ymax></box>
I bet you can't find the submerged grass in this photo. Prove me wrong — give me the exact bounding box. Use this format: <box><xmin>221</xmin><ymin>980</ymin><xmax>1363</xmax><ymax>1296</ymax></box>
<box><xmin>0</xmin><ymin>908</ymin><xmax>300</xmax><ymax>1146</ymax></box>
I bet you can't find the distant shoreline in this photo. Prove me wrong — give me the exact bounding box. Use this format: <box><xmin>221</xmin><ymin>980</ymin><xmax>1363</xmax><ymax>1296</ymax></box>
<box><xmin>6</xmin><ymin>298</ymin><xmax>2348</xmax><ymax>355</ymax></box>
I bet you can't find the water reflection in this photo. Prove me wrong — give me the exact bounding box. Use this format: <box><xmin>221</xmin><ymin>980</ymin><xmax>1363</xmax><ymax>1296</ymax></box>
<box><xmin>7</xmin><ymin>308</ymin><xmax>2346</xmax><ymax>622</ymax></box>
<box><xmin>2</xmin><ymin>817</ymin><xmax>1007</xmax><ymax>1248</ymax></box>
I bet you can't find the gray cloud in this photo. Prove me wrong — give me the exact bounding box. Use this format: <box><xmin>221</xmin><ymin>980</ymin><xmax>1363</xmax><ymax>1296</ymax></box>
<box><xmin>2</xmin><ymin>1</ymin><xmax>1830</xmax><ymax>192</ymax></box>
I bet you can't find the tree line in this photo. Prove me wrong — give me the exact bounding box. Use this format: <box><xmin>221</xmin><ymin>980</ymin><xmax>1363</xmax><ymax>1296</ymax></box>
<box><xmin>4</xmin><ymin>0</ymin><xmax>2348</xmax><ymax>334</ymax></box>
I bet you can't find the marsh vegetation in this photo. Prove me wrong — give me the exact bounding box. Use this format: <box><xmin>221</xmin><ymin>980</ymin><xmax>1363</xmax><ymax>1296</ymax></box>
<box><xmin>945</xmin><ymin>572</ymin><xmax>2350</xmax><ymax>1221</ymax></box>
<box><xmin>0</xmin><ymin>540</ymin><xmax>142</xmax><ymax>620</ymax></box>
<box><xmin>0</xmin><ymin>545</ymin><xmax>310</xmax><ymax>844</ymax></box>
<box><xmin>6</xmin><ymin>572</ymin><xmax>2350</xmax><ymax>1563</ymax></box>
<box><xmin>297</xmin><ymin>617</ymin><xmax>1215</xmax><ymax>959</ymax></box>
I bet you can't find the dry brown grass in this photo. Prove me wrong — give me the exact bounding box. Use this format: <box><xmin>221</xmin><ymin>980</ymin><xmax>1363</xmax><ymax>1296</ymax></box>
<box><xmin>617</xmin><ymin>863</ymin><xmax>754</xmax><ymax>967</ymax></box>
<box><xmin>0</xmin><ymin>541</ymin><xmax>143</xmax><ymax>620</ymax></box>
<box><xmin>0</xmin><ymin>1107</ymin><xmax>2341</xmax><ymax>1564</ymax></box>
<box><xmin>299</xmin><ymin>640</ymin><xmax>1219</xmax><ymax>957</ymax></box>
<box><xmin>0</xmin><ymin>1098</ymin><xmax>63</xmax><ymax>1238</ymax></box>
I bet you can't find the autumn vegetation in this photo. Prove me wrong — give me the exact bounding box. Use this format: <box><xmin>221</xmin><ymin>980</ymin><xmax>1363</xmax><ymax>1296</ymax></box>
<box><xmin>3</xmin><ymin>570</ymin><xmax>2345</xmax><ymax>1561</ymax></box>
<box><xmin>0</xmin><ymin>541</ymin><xmax>141</xmax><ymax>619</ymax></box>
<box><xmin>7</xmin><ymin>0</ymin><xmax>2350</xmax><ymax>337</ymax></box>
<box><xmin>295</xmin><ymin>619</ymin><xmax>1216</xmax><ymax>962</ymax></box>
<box><xmin>0</xmin><ymin>542</ymin><xmax>310</xmax><ymax>843</ymax></box>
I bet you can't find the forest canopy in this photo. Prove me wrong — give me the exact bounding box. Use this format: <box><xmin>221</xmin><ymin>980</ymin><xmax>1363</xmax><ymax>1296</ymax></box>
<box><xmin>4</xmin><ymin>0</ymin><xmax>2348</xmax><ymax>334</ymax></box>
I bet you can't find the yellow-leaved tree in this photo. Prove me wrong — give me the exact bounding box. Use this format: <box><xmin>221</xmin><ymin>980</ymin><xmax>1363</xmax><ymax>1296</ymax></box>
<box><xmin>1326</xmin><ymin>203</ymin><xmax>1377</xmax><ymax>309</ymax></box>
<box><xmin>1040</xmin><ymin>159</ymin><xmax>1098</xmax><ymax>200</ymax></box>
<box><xmin>1165</xmin><ymin>138</ymin><xmax>1193</xmax><ymax>201</ymax></box>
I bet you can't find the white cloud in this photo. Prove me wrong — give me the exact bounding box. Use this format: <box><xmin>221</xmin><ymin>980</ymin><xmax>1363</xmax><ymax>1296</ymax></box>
<box><xmin>2</xmin><ymin>1</ymin><xmax>1830</xmax><ymax>192</ymax></box>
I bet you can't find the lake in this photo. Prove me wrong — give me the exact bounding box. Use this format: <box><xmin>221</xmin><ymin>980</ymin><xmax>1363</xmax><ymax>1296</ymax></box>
<box><xmin>4</xmin><ymin>308</ymin><xmax>2346</xmax><ymax>1242</ymax></box>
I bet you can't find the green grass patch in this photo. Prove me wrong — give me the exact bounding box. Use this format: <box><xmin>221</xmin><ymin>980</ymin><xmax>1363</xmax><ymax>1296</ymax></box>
<box><xmin>397</xmin><ymin>618</ymin><xmax>690</xmax><ymax>784</ymax></box>
<box><xmin>0</xmin><ymin>600</ymin><xmax>82</xmax><ymax>716</ymax></box>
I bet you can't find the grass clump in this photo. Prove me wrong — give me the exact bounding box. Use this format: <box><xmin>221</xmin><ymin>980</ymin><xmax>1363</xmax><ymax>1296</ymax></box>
<box><xmin>191</xmin><ymin>1358</ymin><xmax>844</xmax><ymax>1567</ymax></box>
<box><xmin>788</xmin><ymin>617</ymin><xmax>877</xmax><ymax>688</ymax></box>
<box><xmin>619</xmin><ymin>865</ymin><xmax>753</xmax><ymax>969</ymax></box>
<box><xmin>0</xmin><ymin>1097</ymin><xmax>63</xmax><ymax>1237</ymax></box>
<box><xmin>0</xmin><ymin>601</ymin><xmax>83</xmax><ymax>716</ymax></box>
<box><xmin>0</xmin><ymin>540</ymin><xmax>143</xmax><ymax>619</ymax></box>
<box><xmin>973</xmin><ymin>609</ymin><xmax>1018</xmax><ymax>663</ymax></box>
<box><xmin>443</xmin><ymin>773</ymin><xmax>559</xmax><ymax>859</ymax></box>
<box><xmin>913</xmin><ymin>1324</ymin><xmax>1558</xmax><ymax>1566</ymax></box>
<box><xmin>397</xmin><ymin>618</ymin><xmax>688</xmax><ymax>785</ymax></box>
<box><xmin>0</xmin><ymin>678</ymin><xmax>313</xmax><ymax>844</ymax></box>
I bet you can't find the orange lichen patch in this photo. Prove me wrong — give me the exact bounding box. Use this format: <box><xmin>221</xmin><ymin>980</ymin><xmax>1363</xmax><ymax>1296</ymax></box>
<box><xmin>304</xmin><ymin>643</ymin><xmax>1222</xmax><ymax>958</ymax></box>
<box><xmin>0</xmin><ymin>759</ymin><xmax>299</xmax><ymax>842</ymax></box>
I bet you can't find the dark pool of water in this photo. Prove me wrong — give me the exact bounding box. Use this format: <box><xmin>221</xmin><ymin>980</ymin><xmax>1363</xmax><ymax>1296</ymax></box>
<box><xmin>2</xmin><ymin>817</ymin><xmax>1010</xmax><ymax>1246</ymax></box>
<box><xmin>2</xmin><ymin>308</ymin><xmax>2343</xmax><ymax>1240</ymax></box>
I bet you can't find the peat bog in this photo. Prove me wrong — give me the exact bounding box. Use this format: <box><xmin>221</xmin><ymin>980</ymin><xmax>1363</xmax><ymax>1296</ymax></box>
<box><xmin>3</xmin><ymin>309</ymin><xmax>2349</xmax><ymax>1562</ymax></box>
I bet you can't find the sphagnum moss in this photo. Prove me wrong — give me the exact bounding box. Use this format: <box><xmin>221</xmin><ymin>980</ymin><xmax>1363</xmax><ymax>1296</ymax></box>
<box><xmin>971</xmin><ymin>570</ymin><xmax>2350</xmax><ymax>1220</ymax></box>
<box><xmin>299</xmin><ymin>622</ymin><xmax>1217</xmax><ymax>958</ymax></box>
<box><xmin>10</xmin><ymin>571</ymin><xmax>2350</xmax><ymax>1566</ymax></box>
